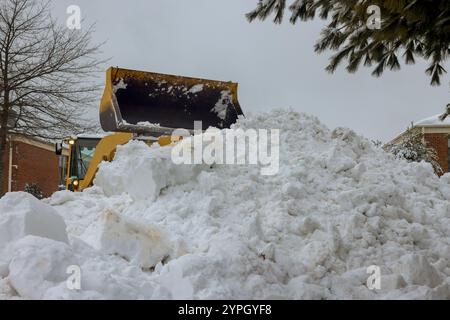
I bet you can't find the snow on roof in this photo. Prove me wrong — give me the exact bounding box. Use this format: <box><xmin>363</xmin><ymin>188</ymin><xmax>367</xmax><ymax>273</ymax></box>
<box><xmin>414</xmin><ymin>114</ymin><xmax>450</xmax><ymax>127</ymax></box>
<box><xmin>388</xmin><ymin>113</ymin><xmax>450</xmax><ymax>145</ymax></box>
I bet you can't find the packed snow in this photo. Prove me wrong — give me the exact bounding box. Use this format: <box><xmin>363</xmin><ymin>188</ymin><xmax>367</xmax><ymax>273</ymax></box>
<box><xmin>121</xmin><ymin>120</ymin><xmax>162</xmax><ymax>129</ymax></box>
<box><xmin>113</xmin><ymin>78</ymin><xmax>127</xmax><ymax>93</ymax></box>
<box><xmin>188</xmin><ymin>84</ymin><xmax>204</xmax><ymax>94</ymax></box>
<box><xmin>212</xmin><ymin>90</ymin><xmax>232</xmax><ymax>120</ymax></box>
<box><xmin>1</xmin><ymin>109</ymin><xmax>450</xmax><ymax>300</ymax></box>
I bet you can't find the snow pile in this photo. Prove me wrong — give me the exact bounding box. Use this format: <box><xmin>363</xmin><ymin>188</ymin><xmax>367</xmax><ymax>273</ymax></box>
<box><xmin>94</xmin><ymin>141</ymin><xmax>204</xmax><ymax>201</ymax></box>
<box><xmin>0</xmin><ymin>192</ymin><xmax>69</xmax><ymax>278</ymax></box>
<box><xmin>1</xmin><ymin>109</ymin><xmax>450</xmax><ymax>300</ymax></box>
<box><xmin>0</xmin><ymin>193</ymin><xmax>159</xmax><ymax>299</ymax></box>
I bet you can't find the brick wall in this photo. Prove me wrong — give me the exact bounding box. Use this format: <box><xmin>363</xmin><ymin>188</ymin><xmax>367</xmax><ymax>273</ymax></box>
<box><xmin>1</xmin><ymin>139</ymin><xmax>61</xmax><ymax>197</ymax></box>
<box><xmin>424</xmin><ymin>133</ymin><xmax>448</xmax><ymax>174</ymax></box>
<box><xmin>1</xmin><ymin>142</ymin><xmax>10</xmax><ymax>194</ymax></box>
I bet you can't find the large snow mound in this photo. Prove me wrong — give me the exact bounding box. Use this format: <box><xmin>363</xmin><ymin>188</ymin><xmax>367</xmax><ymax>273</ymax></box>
<box><xmin>1</xmin><ymin>109</ymin><xmax>450</xmax><ymax>300</ymax></box>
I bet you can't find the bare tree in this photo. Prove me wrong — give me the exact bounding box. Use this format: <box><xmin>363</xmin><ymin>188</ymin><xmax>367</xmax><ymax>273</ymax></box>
<box><xmin>0</xmin><ymin>0</ymin><xmax>105</xmax><ymax>195</ymax></box>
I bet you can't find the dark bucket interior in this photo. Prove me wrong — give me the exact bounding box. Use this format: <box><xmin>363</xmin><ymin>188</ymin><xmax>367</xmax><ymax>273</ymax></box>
<box><xmin>100</xmin><ymin>68</ymin><xmax>243</xmax><ymax>134</ymax></box>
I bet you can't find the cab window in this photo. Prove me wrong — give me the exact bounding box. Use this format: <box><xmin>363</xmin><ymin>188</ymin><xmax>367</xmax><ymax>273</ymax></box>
<box><xmin>70</xmin><ymin>138</ymin><xmax>100</xmax><ymax>180</ymax></box>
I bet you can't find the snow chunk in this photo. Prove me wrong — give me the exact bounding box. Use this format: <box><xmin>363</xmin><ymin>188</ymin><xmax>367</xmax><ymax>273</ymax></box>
<box><xmin>93</xmin><ymin>210</ymin><xmax>173</xmax><ymax>269</ymax></box>
<box><xmin>393</xmin><ymin>254</ymin><xmax>443</xmax><ymax>288</ymax></box>
<box><xmin>188</xmin><ymin>84</ymin><xmax>204</xmax><ymax>94</ymax></box>
<box><xmin>113</xmin><ymin>78</ymin><xmax>127</xmax><ymax>93</ymax></box>
<box><xmin>212</xmin><ymin>90</ymin><xmax>232</xmax><ymax>120</ymax></box>
<box><xmin>8</xmin><ymin>236</ymin><xmax>76</xmax><ymax>299</ymax></box>
<box><xmin>94</xmin><ymin>140</ymin><xmax>203</xmax><ymax>201</ymax></box>
<box><xmin>0</xmin><ymin>192</ymin><xmax>68</xmax><ymax>247</ymax></box>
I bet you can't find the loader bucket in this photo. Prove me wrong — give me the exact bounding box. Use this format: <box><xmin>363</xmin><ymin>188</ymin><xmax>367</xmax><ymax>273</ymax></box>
<box><xmin>100</xmin><ymin>67</ymin><xmax>244</xmax><ymax>135</ymax></box>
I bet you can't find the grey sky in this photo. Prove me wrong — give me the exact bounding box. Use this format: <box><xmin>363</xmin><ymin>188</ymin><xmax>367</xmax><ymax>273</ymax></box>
<box><xmin>51</xmin><ymin>0</ymin><xmax>449</xmax><ymax>142</ymax></box>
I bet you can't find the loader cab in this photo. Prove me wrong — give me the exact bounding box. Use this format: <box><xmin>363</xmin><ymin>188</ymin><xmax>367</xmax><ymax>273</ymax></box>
<box><xmin>64</xmin><ymin>135</ymin><xmax>102</xmax><ymax>191</ymax></box>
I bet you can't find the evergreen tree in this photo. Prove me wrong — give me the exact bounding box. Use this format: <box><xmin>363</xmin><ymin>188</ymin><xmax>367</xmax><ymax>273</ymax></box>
<box><xmin>385</xmin><ymin>128</ymin><xmax>443</xmax><ymax>174</ymax></box>
<box><xmin>247</xmin><ymin>0</ymin><xmax>450</xmax><ymax>86</ymax></box>
<box><xmin>24</xmin><ymin>182</ymin><xmax>44</xmax><ymax>200</ymax></box>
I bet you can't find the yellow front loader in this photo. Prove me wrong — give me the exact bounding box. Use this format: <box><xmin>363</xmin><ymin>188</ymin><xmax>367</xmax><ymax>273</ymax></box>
<box><xmin>57</xmin><ymin>67</ymin><xmax>243</xmax><ymax>192</ymax></box>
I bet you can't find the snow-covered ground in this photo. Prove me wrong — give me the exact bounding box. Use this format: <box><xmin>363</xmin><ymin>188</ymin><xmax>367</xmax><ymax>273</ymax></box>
<box><xmin>1</xmin><ymin>109</ymin><xmax>450</xmax><ymax>300</ymax></box>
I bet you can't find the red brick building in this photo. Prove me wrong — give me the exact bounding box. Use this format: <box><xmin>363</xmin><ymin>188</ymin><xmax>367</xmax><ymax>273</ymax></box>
<box><xmin>1</xmin><ymin>134</ymin><xmax>67</xmax><ymax>197</ymax></box>
<box><xmin>390</xmin><ymin>114</ymin><xmax>450</xmax><ymax>174</ymax></box>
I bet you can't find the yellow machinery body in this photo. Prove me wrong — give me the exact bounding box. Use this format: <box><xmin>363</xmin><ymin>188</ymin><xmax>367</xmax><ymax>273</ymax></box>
<box><xmin>61</xmin><ymin>67</ymin><xmax>243</xmax><ymax>192</ymax></box>
<box><xmin>64</xmin><ymin>133</ymin><xmax>175</xmax><ymax>191</ymax></box>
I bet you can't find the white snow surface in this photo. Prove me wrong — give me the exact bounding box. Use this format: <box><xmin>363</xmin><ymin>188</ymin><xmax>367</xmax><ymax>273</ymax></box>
<box><xmin>1</xmin><ymin>109</ymin><xmax>450</xmax><ymax>300</ymax></box>
<box><xmin>113</xmin><ymin>78</ymin><xmax>127</xmax><ymax>93</ymax></box>
<box><xmin>212</xmin><ymin>90</ymin><xmax>232</xmax><ymax>120</ymax></box>
<box><xmin>188</xmin><ymin>84</ymin><xmax>204</xmax><ymax>94</ymax></box>
<box><xmin>415</xmin><ymin>114</ymin><xmax>450</xmax><ymax>126</ymax></box>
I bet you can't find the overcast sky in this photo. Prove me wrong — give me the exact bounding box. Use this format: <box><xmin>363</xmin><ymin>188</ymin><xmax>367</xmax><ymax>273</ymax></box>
<box><xmin>51</xmin><ymin>0</ymin><xmax>449</xmax><ymax>142</ymax></box>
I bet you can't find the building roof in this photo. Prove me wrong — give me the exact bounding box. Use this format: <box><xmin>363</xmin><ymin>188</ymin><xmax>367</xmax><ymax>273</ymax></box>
<box><xmin>8</xmin><ymin>134</ymin><xmax>62</xmax><ymax>154</ymax></box>
<box><xmin>414</xmin><ymin>114</ymin><xmax>450</xmax><ymax>127</ymax></box>
<box><xmin>389</xmin><ymin>113</ymin><xmax>450</xmax><ymax>145</ymax></box>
